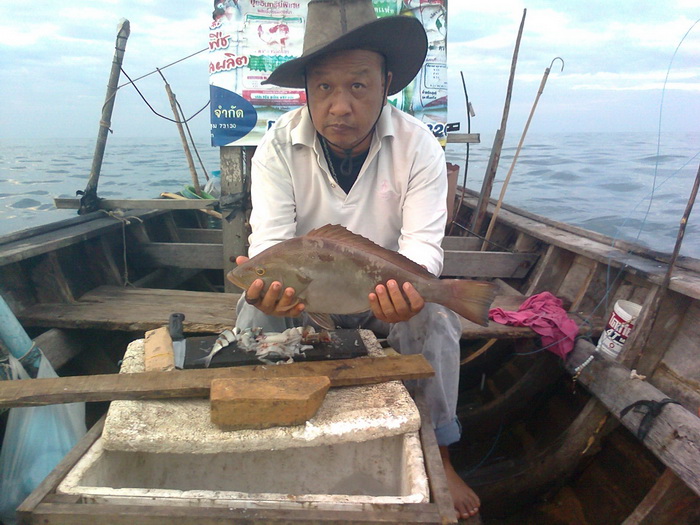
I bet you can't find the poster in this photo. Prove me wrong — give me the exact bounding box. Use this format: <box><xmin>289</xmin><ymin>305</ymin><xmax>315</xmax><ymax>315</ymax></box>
<box><xmin>209</xmin><ymin>0</ymin><xmax>447</xmax><ymax>147</ymax></box>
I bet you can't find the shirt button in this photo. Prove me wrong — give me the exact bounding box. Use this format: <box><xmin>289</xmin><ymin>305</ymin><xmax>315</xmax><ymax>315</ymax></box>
<box><xmin>331</xmin><ymin>184</ymin><xmax>336</xmax><ymax>188</ymax></box>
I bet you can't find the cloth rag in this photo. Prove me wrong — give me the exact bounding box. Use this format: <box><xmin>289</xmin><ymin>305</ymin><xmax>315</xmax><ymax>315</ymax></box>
<box><xmin>489</xmin><ymin>291</ymin><xmax>578</xmax><ymax>358</ymax></box>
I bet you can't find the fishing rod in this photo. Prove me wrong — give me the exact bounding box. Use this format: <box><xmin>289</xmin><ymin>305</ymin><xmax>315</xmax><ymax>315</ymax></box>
<box><xmin>480</xmin><ymin>57</ymin><xmax>564</xmax><ymax>251</ymax></box>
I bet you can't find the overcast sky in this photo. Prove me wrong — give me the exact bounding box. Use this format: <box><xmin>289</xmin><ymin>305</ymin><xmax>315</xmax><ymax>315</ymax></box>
<box><xmin>0</xmin><ymin>1</ymin><xmax>698</xmax><ymax>140</ymax></box>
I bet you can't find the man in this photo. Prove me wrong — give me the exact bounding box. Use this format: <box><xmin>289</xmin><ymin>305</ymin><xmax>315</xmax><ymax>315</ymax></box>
<box><xmin>234</xmin><ymin>0</ymin><xmax>480</xmax><ymax>519</ymax></box>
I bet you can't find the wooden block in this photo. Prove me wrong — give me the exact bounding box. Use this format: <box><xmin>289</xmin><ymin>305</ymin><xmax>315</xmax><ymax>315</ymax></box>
<box><xmin>143</xmin><ymin>327</ymin><xmax>175</xmax><ymax>372</ymax></box>
<box><xmin>210</xmin><ymin>376</ymin><xmax>331</xmax><ymax>430</ymax></box>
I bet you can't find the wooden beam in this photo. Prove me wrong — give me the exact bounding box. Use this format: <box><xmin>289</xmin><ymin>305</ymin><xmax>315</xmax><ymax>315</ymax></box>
<box><xmin>621</xmin><ymin>468</ymin><xmax>700</xmax><ymax>525</ymax></box>
<box><xmin>564</xmin><ymin>340</ymin><xmax>700</xmax><ymax>497</ymax></box>
<box><xmin>441</xmin><ymin>236</ymin><xmax>482</xmax><ymax>251</ymax></box>
<box><xmin>442</xmin><ymin>250</ymin><xmax>538</xmax><ymax>278</ymax></box>
<box><xmin>445</xmin><ymin>133</ymin><xmax>480</xmax><ymax>144</ymax></box>
<box><xmin>0</xmin><ymin>210</ymin><xmax>163</xmax><ymax>265</ymax></box>
<box><xmin>0</xmin><ymin>354</ymin><xmax>434</xmax><ymax>408</ymax></box>
<box><xmin>54</xmin><ymin>198</ymin><xmax>218</xmax><ymax>210</ymax></box>
<box><xmin>139</xmin><ymin>242</ymin><xmax>223</xmax><ymax>269</ymax></box>
<box><xmin>137</xmin><ymin>242</ymin><xmax>538</xmax><ymax>279</ymax></box>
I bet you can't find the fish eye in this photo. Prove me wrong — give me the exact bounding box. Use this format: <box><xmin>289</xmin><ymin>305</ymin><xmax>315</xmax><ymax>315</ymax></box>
<box><xmin>255</xmin><ymin>268</ymin><xmax>265</xmax><ymax>276</ymax></box>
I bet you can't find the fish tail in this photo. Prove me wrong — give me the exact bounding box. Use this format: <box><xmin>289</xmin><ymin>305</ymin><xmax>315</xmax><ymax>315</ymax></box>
<box><xmin>441</xmin><ymin>279</ymin><xmax>497</xmax><ymax>326</ymax></box>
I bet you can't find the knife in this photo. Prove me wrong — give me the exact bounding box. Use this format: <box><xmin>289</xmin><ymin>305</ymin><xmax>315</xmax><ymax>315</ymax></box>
<box><xmin>168</xmin><ymin>313</ymin><xmax>186</xmax><ymax>369</ymax></box>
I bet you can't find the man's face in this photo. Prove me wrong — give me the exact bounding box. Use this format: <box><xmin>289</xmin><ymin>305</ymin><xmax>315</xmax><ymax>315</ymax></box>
<box><xmin>306</xmin><ymin>49</ymin><xmax>392</xmax><ymax>155</ymax></box>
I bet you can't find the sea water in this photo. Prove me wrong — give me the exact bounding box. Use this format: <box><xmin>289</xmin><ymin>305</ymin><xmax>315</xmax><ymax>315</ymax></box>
<box><xmin>0</xmin><ymin>133</ymin><xmax>698</xmax><ymax>258</ymax></box>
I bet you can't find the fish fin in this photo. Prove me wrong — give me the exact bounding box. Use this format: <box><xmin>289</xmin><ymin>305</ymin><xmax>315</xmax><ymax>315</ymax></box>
<box><xmin>441</xmin><ymin>280</ymin><xmax>498</xmax><ymax>326</ymax></box>
<box><xmin>307</xmin><ymin>312</ymin><xmax>335</xmax><ymax>330</ymax></box>
<box><xmin>306</xmin><ymin>224</ymin><xmax>434</xmax><ymax>278</ymax></box>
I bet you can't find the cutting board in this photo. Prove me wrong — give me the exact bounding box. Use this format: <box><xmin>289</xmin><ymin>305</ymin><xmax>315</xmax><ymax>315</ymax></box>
<box><xmin>183</xmin><ymin>329</ymin><xmax>368</xmax><ymax>369</ymax></box>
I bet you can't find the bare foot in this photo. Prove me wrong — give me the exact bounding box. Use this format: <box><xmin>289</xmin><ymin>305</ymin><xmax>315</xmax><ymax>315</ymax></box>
<box><xmin>440</xmin><ymin>446</ymin><xmax>480</xmax><ymax>520</ymax></box>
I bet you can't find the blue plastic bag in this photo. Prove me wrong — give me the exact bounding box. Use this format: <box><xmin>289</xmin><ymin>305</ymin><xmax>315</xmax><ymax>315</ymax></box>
<box><xmin>0</xmin><ymin>354</ymin><xmax>86</xmax><ymax>524</ymax></box>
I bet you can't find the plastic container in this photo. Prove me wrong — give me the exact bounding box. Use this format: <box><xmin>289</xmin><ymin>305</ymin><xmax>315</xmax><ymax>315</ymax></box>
<box><xmin>596</xmin><ymin>300</ymin><xmax>642</xmax><ymax>359</ymax></box>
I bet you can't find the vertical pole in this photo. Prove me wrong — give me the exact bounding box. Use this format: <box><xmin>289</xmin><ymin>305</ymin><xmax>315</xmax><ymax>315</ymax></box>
<box><xmin>469</xmin><ymin>9</ymin><xmax>526</xmax><ymax>236</ymax></box>
<box><xmin>79</xmin><ymin>19</ymin><xmax>131</xmax><ymax>214</ymax></box>
<box><xmin>220</xmin><ymin>146</ymin><xmax>249</xmax><ymax>292</ymax></box>
<box><xmin>160</xmin><ymin>71</ymin><xmax>202</xmax><ymax>195</ymax></box>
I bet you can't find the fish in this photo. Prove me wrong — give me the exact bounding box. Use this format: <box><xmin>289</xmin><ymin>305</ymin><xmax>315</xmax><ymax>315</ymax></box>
<box><xmin>227</xmin><ymin>224</ymin><xmax>497</xmax><ymax>327</ymax></box>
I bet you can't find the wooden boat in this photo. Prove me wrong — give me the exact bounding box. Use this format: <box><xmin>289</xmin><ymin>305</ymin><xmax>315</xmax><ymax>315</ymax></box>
<box><xmin>1</xmin><ymin>165</ymin><xmax>699</xmax><ymax>523</ymax></box>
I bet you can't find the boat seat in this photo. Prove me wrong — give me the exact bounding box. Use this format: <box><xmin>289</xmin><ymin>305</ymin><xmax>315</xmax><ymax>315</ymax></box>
<box><xmin>18</xmin><ymin>285</ymin><xmax>602</xmax><ymax>340</ymax></box>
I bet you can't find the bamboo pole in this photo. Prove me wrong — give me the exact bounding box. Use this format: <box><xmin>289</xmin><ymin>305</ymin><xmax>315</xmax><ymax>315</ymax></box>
<box><xmin>79</xmin><ymin>19</ymin><xmax>130</xmax><ymax>215</ymax></box>
<box><xmin>469</xmin><ymin>9</ymin><xmax>526</xmax><ymax>236</ymax></box>
<box><xmin>158</xmin><ymin>69</ymin><xmax>202</xmax><ymax>196</ymax></box>
<box><xmin>481</xmin><ymin>58</ymin><xmax>564</xmax><ymax>250</ymax></box>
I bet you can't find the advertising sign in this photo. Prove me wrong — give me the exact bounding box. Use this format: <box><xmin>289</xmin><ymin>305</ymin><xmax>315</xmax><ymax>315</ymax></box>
<box><xmin>209</xmin><ymin>0</ymin><xmax>447</xmax><ymax>146</ymax></box>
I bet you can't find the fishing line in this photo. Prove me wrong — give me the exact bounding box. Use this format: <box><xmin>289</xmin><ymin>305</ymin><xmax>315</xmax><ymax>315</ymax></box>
<box><xmin>600</xmin><ymin>17</ymin><xmax>700</xmax><ymax>312</ymax></box>
<box><xmin>514</xmin><ymin>18</ymin><xmax>700</xmax><ymax>359</ymax></box>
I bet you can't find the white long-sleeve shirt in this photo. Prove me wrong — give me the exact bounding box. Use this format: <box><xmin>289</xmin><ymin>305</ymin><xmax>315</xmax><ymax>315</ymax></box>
<box><xmin>248</xmin><ymin>103</ymin><xmax>448</xmax><ymax>276</ymax></box>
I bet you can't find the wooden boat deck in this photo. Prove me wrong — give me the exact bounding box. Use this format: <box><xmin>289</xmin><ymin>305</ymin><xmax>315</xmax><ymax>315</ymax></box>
<box><xmin>17</xmin><ymin>285</ymin><xmax>603</xmax><ymax>339</ymax></box>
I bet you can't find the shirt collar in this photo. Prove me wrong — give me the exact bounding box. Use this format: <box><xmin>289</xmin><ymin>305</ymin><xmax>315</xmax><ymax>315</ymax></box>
<box><xmin>291</xmin><ymin>104</ymin><xmax>396</xmax><ymax>150</ymax></box>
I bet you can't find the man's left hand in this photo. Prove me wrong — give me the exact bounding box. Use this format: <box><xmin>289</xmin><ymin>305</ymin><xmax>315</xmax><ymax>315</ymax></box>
<box><xmin>369</xmin><ymin>280</ymin><xmax>425</xmax><ymax>323</ymax></box>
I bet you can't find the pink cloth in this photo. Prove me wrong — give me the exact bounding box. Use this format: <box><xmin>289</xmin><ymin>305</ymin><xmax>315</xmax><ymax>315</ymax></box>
<box><xmin>489</xmin><ymin>291</ymin><xmax>578</xmax><ymax>359</ymax></box>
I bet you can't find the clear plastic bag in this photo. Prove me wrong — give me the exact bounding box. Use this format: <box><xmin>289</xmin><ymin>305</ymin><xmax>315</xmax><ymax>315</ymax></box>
<box><xmin>0</xmin><ymin>354</ymin><xmax>86</xmax><ymax>525</ymax></box>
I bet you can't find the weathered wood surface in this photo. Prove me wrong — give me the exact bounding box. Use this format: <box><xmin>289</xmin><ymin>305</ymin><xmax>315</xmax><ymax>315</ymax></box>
<box><xmin>415</xmin><ymin>390</ymin><xmax>461</xmax><ymax>525</ymax></box>
<box><xmin>621</xmin><ymin>468</ymin><xmax>700</xmax><ymax>525</ymax></box>
<box><xmin>54</xmin><ymin>198</ymin><xmax>218</xmax><ymax>210</ymax></box>
<box><xmin>137</xmin><ymin>241</ymin><xmax>539</xmax><ymax>279</ymax></box>
<box><xmin>210</xmin><ymin>376</ymin><xmax>331</xmax><ymax>430</ymax></box>
<box><xmin>564</xmin><ymin>340</ymin><xmax>700</xmax><ymax>497</ymax></box>
<box><xmin>445</xmin><ymin>132</ymin><xmax>480</xmax><ymax>144</ymax></box>
<box><xmin>35</xmin><ymin>329</ymin><xmax>86</xmax><ymax>370</ymax></box>
<box><xmin>18</xmin><ymin>286</ymin><xmax>601</xmax><ymax>340</ymax></box>
<box><xmin>22</xmin><ymin>502</ymin><xmax>446</xmax><ymax>524</ymax></box>
<box><xmin>457</xmin><ymin>192</ymin><xmax>700</xmax><ymax>299</ymax></box>
<box><xmin>0</xmin><ymin>210</ymin><xmax>162</xmax><ymax>265</ymax></box>
<box><xmin>0</xmin><ymin>354</ymin><xmax>434</xmax><ymax>408</ymax></box>
<box><xmin>19</xmin><ymin>286</ymin><xmax>238</xmax><ymax>333</ymax></box>
<box><xmin>442</xmin><ymin>250</ymin><xmax>539</xmax><ymax>278</ymax></box>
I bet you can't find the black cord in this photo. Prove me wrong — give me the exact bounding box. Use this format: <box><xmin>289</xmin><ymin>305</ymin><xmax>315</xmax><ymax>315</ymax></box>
<box><xmin>120</xmin><ymin>67</ymin><xmax>210</xmax><ymax>124</ymax></box>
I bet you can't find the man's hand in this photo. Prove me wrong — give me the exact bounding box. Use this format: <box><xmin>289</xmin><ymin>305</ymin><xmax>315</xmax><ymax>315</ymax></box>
<box><xmin>236</xmin><ymin>256</ymin><xmax>305</xmax><ymax>317</ymax></box>
<box><xmin>368</xmin><ymin>280</ymin><xmax>425</xmax><ymax>324</ymax></box>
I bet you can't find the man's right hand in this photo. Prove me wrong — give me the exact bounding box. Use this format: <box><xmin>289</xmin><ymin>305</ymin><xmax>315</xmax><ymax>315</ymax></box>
<box><xmin>236</xmin><ymin>256</ymin><xmax>305</xmax><ymax>317</ymax></box>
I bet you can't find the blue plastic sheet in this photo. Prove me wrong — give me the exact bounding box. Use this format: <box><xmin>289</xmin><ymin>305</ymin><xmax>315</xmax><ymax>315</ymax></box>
<box><xmin>0</xmin><ymin>355</ymin><xmax>86</xmax><ymax>525</ymax></box>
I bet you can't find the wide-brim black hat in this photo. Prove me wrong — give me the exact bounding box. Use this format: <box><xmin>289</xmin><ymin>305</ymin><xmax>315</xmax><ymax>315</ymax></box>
<box><xmin>263</xmin><ymin>0</ymin><xmax>428</xmax><ymax>96</ymax></box>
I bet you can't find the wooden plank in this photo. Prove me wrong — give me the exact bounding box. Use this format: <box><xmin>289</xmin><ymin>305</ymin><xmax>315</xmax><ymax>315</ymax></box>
<box><xmin>565</xmin><ymin>340</ymin><xmax>700</xmax><ymax>497</ymax></box>
<box><xmin>455</xmin><ymin>192</ymin><xmax>700</xmax><ymax>300</ymax></box>
<box><xmin>138</xmin><ymin>243</ymin><xmax>539</xmax><ymax>278</ymax></box>
<box><xmin>176</xmin><ymin>227</ymin><xmax>222</xmax><ymax>244</ymax></box>
<box><xmin>0</xmin><ymin>354</ymin><xmax>434</xmax><ymax>408</ymax></box>
<box><xmin>18</xmin><ymin>286</ymin><xmax>238</xmax><ymax>333</ymax></box>
<box><xmin>16</xmin><ymin>417</ymin><xmax>106</xmax><ymax>525</ymax></box>
<box><xmin>54</xmin><ymin>198</ymin><xmax>219</xmax><ymax>210</ymax></box>
<box><xmin>441</xmin><ymin>236</ymin><xmax>482</xmax><ymax>251</ymax></box>
<box><xmin>0</xmin><ymin>213</ymin><xmax>102</xmax><ymax>246</ymax></box>
<box><xmin>416</xmin><ymin>390</ymin><xmax>460</xmax><ymax>524</ymax></box>
<box><xmin>621</xmin><ymin>468</ymin><xmax>700</xmax><ymax>525</ymax></box>
<box><xmin>19</xmin><ymin>285</ymin><xmax>602</xmax><ymax>340</ymax></box>
<box><xmin>0</xmin><ymin>210</ymin><xmax>163</xmax><ymax>265</ymax></box>
<box><xmin>27</xmin><ymin>501</ymin><xmax>443</xmax><ymax>524</ymax></box>
<box><xmin>442</xmin><ymin>250</ymin><xmax>538</xmax><ymax>278</ymax></box>
<box><xmin>446</xmin><ymin>133</ymin><xmax>480</xmax><ymax>144</ymax></box>
<box><xmin>139</xmin><ymin>242</ymin><xmax>223</xmax><ymax>269</ymax></box>
<box><xmin>220</xmin><ymin>146</ymin><xmax>250</xmax><ymax>293</ymax></box>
